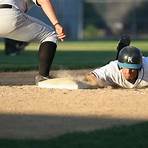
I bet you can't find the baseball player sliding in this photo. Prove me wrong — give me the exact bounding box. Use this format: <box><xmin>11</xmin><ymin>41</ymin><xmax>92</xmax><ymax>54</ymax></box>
<box><xmin>0</xmin><ymin>0</ymin><xmax>66</xmax><ymax>85</ymax></box>
<box><xmin>85</xmin><ymin>35</ymin><xmax>148</xmax><ymax>89</ymax></box>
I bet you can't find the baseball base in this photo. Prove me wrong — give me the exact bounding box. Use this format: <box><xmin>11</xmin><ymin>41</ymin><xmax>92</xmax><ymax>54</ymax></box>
<box><xmin>37</xmin><ymin>78</ymin><xmax>92</xmax><ymax>89</ymax></box>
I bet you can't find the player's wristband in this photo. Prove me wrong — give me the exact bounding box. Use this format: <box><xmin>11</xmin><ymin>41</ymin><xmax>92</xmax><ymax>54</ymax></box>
<box><xmin>53</xmin><ymin>22</ymin><xmax>60</xmax><ymax>27</ymax></box>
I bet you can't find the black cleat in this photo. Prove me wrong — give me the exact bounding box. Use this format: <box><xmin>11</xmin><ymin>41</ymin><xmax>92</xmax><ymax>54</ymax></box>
<box><xmin>35</xmin><ymin>74</ymin><xmax>50</xmax><ymax>85</ymax></box>
<box><xmin>116</xmin><ymin>35</ymin><xmax>131</xmax><ymax>59</ymax></box>
<box><xmin>35</xmin><ymin>74</ymin><xmax>55</xmax><ymax>85</ymax></box>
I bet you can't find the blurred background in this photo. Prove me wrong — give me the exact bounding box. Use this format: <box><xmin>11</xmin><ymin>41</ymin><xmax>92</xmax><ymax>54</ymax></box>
<box><xmin>28</xmin><ymin>0</ymin><xmax>148</xmax><ymax>40</ymax></box>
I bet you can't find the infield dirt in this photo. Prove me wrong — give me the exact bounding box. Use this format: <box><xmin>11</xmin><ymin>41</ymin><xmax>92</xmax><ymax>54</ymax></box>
<box><xmin>0</xmin><ymin>70</ymin><xmax>148</xmax><ymax>139</ymax></box>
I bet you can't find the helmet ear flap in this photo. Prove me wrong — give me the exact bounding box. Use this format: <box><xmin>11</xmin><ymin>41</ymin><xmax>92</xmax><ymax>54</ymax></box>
<box><xmin>118</xmin><ymin>46</ymin><xmax>142</xmax><ymax>70</ymax></box>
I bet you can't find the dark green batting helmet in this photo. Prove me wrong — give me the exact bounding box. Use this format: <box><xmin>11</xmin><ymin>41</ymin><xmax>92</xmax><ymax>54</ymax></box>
<box><xmin>118</xmin><ymin>46</ymin><xmax>143</xmax><ymax>70</ymax></box>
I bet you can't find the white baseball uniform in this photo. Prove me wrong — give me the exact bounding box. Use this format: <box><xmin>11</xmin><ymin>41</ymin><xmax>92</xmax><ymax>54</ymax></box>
<box><xmin>0</xmin><ymin>0</ymin><xmax>57</xmax><ymax>43</ymax></box>
<box><xmin>91</xmin><ymin>57</ymin><xmax>148</xmax><ymax>88</ymax></box>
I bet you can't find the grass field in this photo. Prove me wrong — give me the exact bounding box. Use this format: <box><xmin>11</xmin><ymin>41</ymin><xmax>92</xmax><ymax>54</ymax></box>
<box><xmin>0</xmin><ymin>40</ymin><xmax>148</xmax><ymax>71</ymax></box>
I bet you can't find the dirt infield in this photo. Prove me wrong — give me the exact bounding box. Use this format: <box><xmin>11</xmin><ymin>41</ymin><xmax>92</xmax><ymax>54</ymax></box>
<box><xmin>0</xmin><ymin>70</ymin><xmax>148</xmax><ymax>139</ymax></box>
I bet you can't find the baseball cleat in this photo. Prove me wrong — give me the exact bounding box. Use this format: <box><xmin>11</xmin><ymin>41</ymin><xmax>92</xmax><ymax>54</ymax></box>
<box><xmin>35</xmin><ymin>74</ymin><xmax>52</xmax><ymax>85</ymax></box>
<box><xmin>116</xmin><ymin>34</ymin><xmax>131</xmax><ymax>59</ymax></box>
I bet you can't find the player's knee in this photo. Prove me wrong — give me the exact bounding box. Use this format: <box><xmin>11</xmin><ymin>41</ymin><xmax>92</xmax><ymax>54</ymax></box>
<box><xmin>42</xmin><ymin>33</ymin><xmax>57</xmax><ymax>44</ymax></box>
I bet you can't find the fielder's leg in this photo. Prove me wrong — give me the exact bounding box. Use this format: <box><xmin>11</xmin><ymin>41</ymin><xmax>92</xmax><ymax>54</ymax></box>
<box><xmin>5</xmin><ymin>38</ymin><xmax>28</xmax><ymax>56</ymax></box>
<box><xmin>39</xmin><ymin>41</ymin><xmax>57</xmax><ymax>77</ymax></box>
<box><xmin>35</xmin><ymin>41</ymin><xmax>57</xmax><ymax>84</ymax></box>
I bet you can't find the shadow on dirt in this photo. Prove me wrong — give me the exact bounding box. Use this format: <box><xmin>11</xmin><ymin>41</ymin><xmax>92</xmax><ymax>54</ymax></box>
<box><xmin>0</xmin><ymin>113</ymin><xmax>147</xmax><ymax>140</ymax></box>
<box><xmin>0</xmin><ymin>113</ymin><xmax>148</xmax><ymax>148</ymax></box>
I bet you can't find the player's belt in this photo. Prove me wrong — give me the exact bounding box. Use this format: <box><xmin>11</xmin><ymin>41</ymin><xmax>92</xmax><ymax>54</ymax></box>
<box><xmin>0</xmin><ymin>4</ymin><xmax>12</xmax><ymax>9</ymax></box>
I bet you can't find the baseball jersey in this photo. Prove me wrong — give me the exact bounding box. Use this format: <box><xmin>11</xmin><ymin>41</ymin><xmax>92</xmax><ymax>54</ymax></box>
<box><xmin>91</xmin><ymin>57</ymin><xmax>148</xmax><ymax>88</ymax></box>
<box><xmin>0</xmin><ymin>0</ymin><xmax>39</xmax><ymax>12</ymax></box>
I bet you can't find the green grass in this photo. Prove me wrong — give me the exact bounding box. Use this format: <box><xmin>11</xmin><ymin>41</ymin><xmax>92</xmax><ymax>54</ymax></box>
<box><xmin>0</xmin><ymin>122</ymin><xmax>148</xmax><ymax>148</ymax></box>
<box><xmin>0</xmin><ymin>41</ymin><xmax>148</xmax><ymax>71</ymax></box>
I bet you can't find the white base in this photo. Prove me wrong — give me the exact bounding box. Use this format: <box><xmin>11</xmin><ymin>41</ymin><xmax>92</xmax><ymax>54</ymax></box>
<box><xmin>37</xmin><ymin>78</ymin><xmax>91</xmax><ymax>90</ymax></box>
